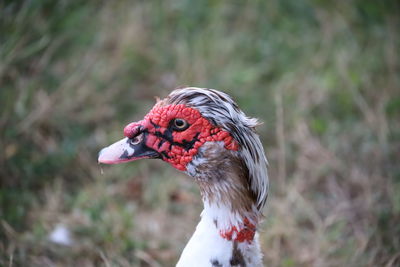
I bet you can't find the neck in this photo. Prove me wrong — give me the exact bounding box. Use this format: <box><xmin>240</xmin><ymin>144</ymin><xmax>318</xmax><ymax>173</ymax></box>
<box><xmin>177</xmin><ymin>144</ymin><xmax>263</xmax><ymax>266</ymax></box>
<box><xmin>202</xmin><ymin>200</ymin><xmax>258</xmax><ymax>243</ymax></box>
<box><xmin>191</xmin><ymin>143</ymin><xmax>261</xmax><ymax>242</ymax></box>
<box><xmin>177</xmin><ymin>200</ymin><xmax>263</xmax><ymax>267</ymax></box>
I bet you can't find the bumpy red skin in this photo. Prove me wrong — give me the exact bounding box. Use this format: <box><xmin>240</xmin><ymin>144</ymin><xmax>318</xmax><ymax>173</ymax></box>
<box><xmin>124</xmin><ymin>104</ymin><xmax>252</xmax><ymax>242</ymax></box>
<box><xmin>220</xmin><ymin>218</ymin><xmax>256</xmax><ymax>243</ymax></box>
<box><xmin>124</xmin><ymin>104</ymin><xmax>238</xmax><ymax>171</ymax></box>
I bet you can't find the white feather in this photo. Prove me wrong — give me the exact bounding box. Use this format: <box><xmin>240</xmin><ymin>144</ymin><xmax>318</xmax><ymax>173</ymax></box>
<box><xmin>177</xmin><ymin>204</ymin><xmax>263</xmax><ymax>267</ymax></box>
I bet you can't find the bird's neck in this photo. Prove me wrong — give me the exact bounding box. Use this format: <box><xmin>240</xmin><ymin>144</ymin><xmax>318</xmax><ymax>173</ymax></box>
<box><xmin>188</xmin><ymin>143</ymin><xmax>261</xmax><ymax>241</ymax></box>
<box><xmin>177</xmin><ymin>200</ymin><xmax>262</xmax><ymax>267</ymax></box>
<box><xmin>201</xmin><ymin>200</ymin><xmax>258</xmax><ymax>243</ymax></box>
<box><xmin>178</xmin><ymin>143</ymin><xmax>263</xmax><ymax>266</ymax></box>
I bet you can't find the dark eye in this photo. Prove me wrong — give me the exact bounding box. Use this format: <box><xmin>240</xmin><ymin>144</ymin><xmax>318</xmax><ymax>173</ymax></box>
<box><xmin>172</xmin><ymin>118</ymin><xmax>189</xmax><ymax>131</ymax></box>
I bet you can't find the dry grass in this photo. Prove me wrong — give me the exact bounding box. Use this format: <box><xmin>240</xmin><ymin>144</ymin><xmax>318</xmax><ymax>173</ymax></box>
<box><xmin>1</xmin><ymin>1</ymin><xmax>399</xmax><ymax>266</ymax></box>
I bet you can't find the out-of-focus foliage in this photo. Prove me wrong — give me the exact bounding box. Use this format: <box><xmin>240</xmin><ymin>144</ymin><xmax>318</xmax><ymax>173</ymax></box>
<box><xmin>1</xmin><ymin>0</ymin><xmax>399</xmax><ymax>266</ymax></box>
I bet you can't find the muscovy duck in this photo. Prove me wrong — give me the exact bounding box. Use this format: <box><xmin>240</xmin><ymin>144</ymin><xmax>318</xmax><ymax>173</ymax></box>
<box><xmin>99</xmin><ymin>87</ymin><xmax>269</xmax><ymax>267</ymax></box>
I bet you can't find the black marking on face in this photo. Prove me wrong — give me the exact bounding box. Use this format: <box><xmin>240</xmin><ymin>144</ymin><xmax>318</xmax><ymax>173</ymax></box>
<box><xmin>210</xmin><ymin>259</ymin><xmax>222</xmax><ymax>267</ymax></box>
<box><xmin>153</xmin><ymin>131</ymin><xmax>200</xmax><ymax>152</ymax></box>
<box><xmin>119</xmin><ymin>132</ymin><xmax>161</xmax><ymax>160</ymax></box>
<box><xmin>181</xmin><ymin>132</ymin><xmax>200</xmax><ymax>151</ymax></box>
<box><xmin>158</xmin><ymin>139</ymin><xmax>165</xmax><ymax>149</ymax></box>
<box><xmin>161</xmin><ymin>127</ymin><xmax>174</xmax><ymax>143</ymax></box>
<box><xmin>230</xmin><ymin>242</ymin><xmax>246</xmax><ymax>267</ymax></box>
<box><xmin>160</xmin><ymin>151</ymin><xmax>170</xmax><ymax>159</ymax></box>
<box><xmin>119</xmin><ymin>149</ymin><xmax>131</xmax><ymax>160</ymax></box>
<box><xmin>150</xmin><ymin>120</ymin><xmax>160</xmax><ymax>129</ymax></box>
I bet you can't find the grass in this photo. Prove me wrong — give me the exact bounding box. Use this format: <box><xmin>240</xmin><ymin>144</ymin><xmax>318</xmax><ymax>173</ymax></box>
<box><xmin>1</xmin><ymin>0</ymin><xmax>399</xmax><ymax>266</ymax></box>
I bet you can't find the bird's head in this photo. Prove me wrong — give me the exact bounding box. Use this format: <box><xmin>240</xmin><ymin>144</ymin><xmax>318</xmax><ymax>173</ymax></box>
<box><xmin>99</xmin><ymin>87</ymin><xmax>268</xmax><ymax>214</ymax></box>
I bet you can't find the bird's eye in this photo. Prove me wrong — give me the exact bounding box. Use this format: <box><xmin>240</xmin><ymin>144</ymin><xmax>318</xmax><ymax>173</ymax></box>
<box><xmin>172</xmin><ymin>118</ymin><xmax>189</xmax><ymax>131</ymax></box>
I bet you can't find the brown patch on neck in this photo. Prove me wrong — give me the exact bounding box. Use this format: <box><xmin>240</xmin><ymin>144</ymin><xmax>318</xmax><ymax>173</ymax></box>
<box><xmin>230</xmin><ymin>241</ymin><xmax>247</xmax><ymax>267</ymax></box>
<box><xmin>193</xmin><ymin>143</ymin><xmax>257</xmax><ymax>219</ymax></box>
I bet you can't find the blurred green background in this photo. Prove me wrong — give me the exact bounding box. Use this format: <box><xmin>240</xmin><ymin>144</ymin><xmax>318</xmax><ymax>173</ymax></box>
<box><xmin>1</xmin><ymin>0</ymin><xmax>399</xmax><ymax>266</ymax></box>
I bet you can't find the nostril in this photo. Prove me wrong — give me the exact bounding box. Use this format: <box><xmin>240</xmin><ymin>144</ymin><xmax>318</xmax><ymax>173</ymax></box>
<box><xmin>129</xmin><ymin>133</ymin><xmax>143</xmax><ymax>145</ymax></box>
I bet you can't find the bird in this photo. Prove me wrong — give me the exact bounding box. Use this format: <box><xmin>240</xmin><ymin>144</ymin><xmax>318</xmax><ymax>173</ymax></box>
<box><xmin>98</xmin><ymin>87</ymin><xmax>269</xmax><ymax>267</ymax></box>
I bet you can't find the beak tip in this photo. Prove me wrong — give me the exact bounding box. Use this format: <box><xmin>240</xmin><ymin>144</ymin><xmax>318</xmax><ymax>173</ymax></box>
<box><xmin>98</xmin><ymin>139</ymin><xmax>130</xmax><ymax>164</ymax></box>
<box><xmin>98</xmin><ymin>148</ymin><xmax>104</xmax><ymax>163</ymax></box>
<box><xmin>98</xmin><ymin>147</ymin><xmax>114</xmax><ymax>164</ymax></box>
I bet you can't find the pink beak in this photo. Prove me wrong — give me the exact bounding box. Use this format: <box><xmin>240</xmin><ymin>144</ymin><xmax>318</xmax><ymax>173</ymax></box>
<box><xmin>98</xmin><ymin>132</ymin><xmax>160</xmax><ymax>164</ymax></box>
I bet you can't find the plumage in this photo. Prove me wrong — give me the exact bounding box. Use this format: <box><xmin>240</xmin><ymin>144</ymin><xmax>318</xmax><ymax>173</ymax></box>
<box><xmin>99</xmin><ymin>87</ymin><xmax>269</xmax><ymax>266</ymax></box>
